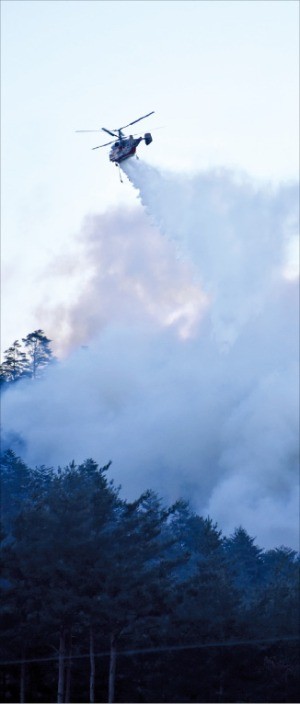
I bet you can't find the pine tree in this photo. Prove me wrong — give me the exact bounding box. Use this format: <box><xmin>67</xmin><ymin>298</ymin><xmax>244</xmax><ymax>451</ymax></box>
<box><xmin>2</xmin><ymin>456</ymin><xmax>120</xmax><ymax>703</ymax></box>
<box><xmin>168</xmin><ymin>503</ymin><xmax>240</xmax><ymax>649</ymax></box>
<box><xmin>258</xmin><ymin>547</ymin><xmax>300</xmax><ymax>638</ymax></box>
<box><xmin>0</xmin><ymin>340</ymin><xmax>29</xmax><ymax>385</ymax></box>
<box><xmin>223</xmin><ymin>526</ymin><xmax>264</xmax><ymax>602</ymax></box>
<box><xmin>0</xmin><ymin>450</ymin><xmax>33</xmax><ymax>531</ymax></box>
<box><xmin>0</xmin><ymin>453</ymin><xmax>54</xmax><ymax>703</ymax></box>
<box><xmin>22</xmin><ymin>330</ymin><xmax>54</xmax><ymax>379</ymax></box>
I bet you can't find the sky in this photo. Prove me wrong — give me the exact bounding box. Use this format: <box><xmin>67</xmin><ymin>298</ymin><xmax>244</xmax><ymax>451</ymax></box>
<box><xmin>1</xmin><ymin>0</ymin><xmax>299</xmax><ymax>349</ymax></box>
<box><xmin>1</xmin><ymin>0</ymin><xmax>299</xmax><ymax>548</ymax></box>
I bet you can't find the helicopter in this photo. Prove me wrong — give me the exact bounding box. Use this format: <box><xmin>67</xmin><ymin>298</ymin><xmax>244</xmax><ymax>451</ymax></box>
<box><xmin>76</xmin><ymin>111</ymin><xmax>154</xmax><ymax>165</ymax></box>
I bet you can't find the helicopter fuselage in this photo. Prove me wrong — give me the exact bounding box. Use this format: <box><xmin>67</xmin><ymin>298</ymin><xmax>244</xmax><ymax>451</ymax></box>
<box><xmin>109</xmin><ymin>136</ymin><xmax>142</xmax><ymax>163</ymax></box>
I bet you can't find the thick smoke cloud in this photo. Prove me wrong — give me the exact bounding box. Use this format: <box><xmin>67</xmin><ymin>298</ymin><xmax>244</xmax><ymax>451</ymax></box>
<box><xmin>122</xmin><ymin>161</ymin><xmax>298</xmax><ymax>346</ymax></box>
<box><xmin>34</xmin><ymin>207</ymin><xmax>207</xmax><ymax>356</ymax></box>
<box><xmin>2</xmin><ymin>163</ymin><xmax>299</xmax><ymax>549</ymax></box>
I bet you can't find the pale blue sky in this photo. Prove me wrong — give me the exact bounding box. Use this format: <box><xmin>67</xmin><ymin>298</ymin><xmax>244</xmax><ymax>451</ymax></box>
<box><xmin>1</xmin><ymin>0</ymin><xmax>299</xmax><ymax>350</ymax></box>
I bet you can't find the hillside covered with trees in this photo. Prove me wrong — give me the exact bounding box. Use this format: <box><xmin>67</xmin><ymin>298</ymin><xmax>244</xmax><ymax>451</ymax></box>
<box><xmin>0</xmin><ymin>334</ymin><xmax>299</xmax><ymax>702</ymax></box>
<box><xmin>1</xmin><ymin>450</ymin><xmax>299</xmax><ymax>703</ymax></box>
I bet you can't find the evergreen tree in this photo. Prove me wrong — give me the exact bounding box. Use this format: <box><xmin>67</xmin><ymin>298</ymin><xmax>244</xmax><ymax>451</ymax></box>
<box><xmin>1</xmin><ymin>457</ymin><xmax>119</xmax><ymax>703</ymax></box>
<box><xmin>91</xmin><ymin>489</ymin><xmax>180</xmax><ymax>703</ymax></box>
<box><xmin>169</xmin><ymin>500</ymin><xmax>223</xmax><ymax>580</ymax></box>
<box><xmin>0</xmin><ymin>341</ymin><xmax>29</xmax><ymax>386</ymax></box>
<box><xmin>223</xmin><ymin>526</ymin><xmax>264</xmax><ymax>606</ymax></box>
<box><xmin>168</xmin><ymin>504</ymin><xmax>240</xmax><ymax>647</ymax></box>
<box><xmin>22</xmin><ymin>329</ymin><xmax>54</xmax><ymax>379</ymax></box>
<box><xmin>0</xmin><ymin>453</ymin><xmax>55</xmax><ymax>703</ymax></box>
<box><xmin>258</xmin><ymin>547</ymin><xmax>300</xmax><ymax>638</ymax></box>
<box><xmin>0</xmin><ymin>450</ymin><xmax>33</xmax><ymax>532</ymax></box>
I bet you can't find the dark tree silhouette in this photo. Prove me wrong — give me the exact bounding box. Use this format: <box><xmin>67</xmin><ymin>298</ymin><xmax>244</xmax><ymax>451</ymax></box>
<box><xmin>22</xmin><ymin>330</ymin><xmax>54</xmax><ymax>379</ymax></box>
<box><xmin>1</xmin><ymin>454</ymin><xmax>299</xmax><ymax>703</ymax></box>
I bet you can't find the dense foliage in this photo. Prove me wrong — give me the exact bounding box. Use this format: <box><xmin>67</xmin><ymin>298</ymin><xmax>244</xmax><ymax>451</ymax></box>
<box><xmin>1</xmin><ymin>450</ymin><xmax>299</xmax><ymax>703</ymax></box>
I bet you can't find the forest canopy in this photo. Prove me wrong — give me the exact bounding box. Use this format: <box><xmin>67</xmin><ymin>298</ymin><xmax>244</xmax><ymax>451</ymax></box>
<box><xmin>1</xmin><ymin>333</ymin><xmax>299</xmax><ymax>702</ymax></box>
<box><xmin>1</xmin><ymin>450</ymin><xmax>299</xmax><ymax>703</ymax></box>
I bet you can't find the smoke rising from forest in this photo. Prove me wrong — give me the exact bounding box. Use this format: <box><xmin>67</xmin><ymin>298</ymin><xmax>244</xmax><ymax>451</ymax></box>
<box><xmin>2</xmin><ymin>162</ymin><xmax>299</xmax><ymax>549</ymax></box>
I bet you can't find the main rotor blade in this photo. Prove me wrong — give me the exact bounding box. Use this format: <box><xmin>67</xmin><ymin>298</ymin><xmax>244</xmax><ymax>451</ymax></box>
<box><xmin>119</xmin><ymin>111</ymin><xmax>155</xmax><ymax>131</ymax></box>
<box><xmin>92</xmin><ymin>139</ymin><xmax>115</xmax><ymax>150</ymax></box>
<box><xmin>76</xmin><ymin>130</ymin><xmax>102</xmax><ymax>133</ymax></box>
<box><xmin>102</xmin><ymin>127</ymin><xmax>118</xmax><ymax>137</ymax></box>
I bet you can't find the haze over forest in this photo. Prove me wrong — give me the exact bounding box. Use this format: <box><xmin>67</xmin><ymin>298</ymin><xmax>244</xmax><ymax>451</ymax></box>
<box><xmin>2</xmin><ymin>162</ymin><xmax>299</xmax><ymax>551</ymax></box>
<box><xmin>1</xmin><ymin>154</ymin><xmax>299</xmax><ymax>704</ymax></box>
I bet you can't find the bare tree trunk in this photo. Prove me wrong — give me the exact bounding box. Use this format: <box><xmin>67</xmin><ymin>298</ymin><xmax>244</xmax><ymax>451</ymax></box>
<box><xmin>20</xmin><ymin>654</ymin><xmax>26</xmax><ymax>704</ymax></box>
<box><xmin>65</xmin><ymin>632</ymin><xmax>72</xmax><ymax>704</ymax></box>
<box><xmin>89</xmin><ymin>627</ymin><xmax>95</xmax><ymax>703</ymax></box>
<box><xmin>57</xmin><ymin>629</ymin><xmax>66</xmax><ymax>704</ymax></box>
<box><xmin>108</xmin><ymin>632</ymin><xmax>117</xmax><ymax>704</ymax></box>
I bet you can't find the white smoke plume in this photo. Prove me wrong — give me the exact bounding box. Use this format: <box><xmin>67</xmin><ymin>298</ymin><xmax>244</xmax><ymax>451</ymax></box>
<box><xmin>2</xmin><ymin>163</ymin><xmax>299</xmax><ymax>549</ymax></box>
<box><xmin>122</xmin><ymin>161</ymin><xmax>299</xmax><ymax>347</ymax></box>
